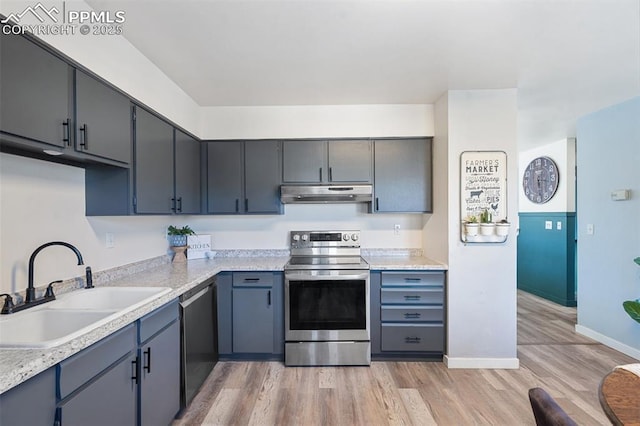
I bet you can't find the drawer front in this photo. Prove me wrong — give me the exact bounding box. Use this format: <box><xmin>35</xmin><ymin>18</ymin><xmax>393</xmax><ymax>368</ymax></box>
<box><xmin>381</xmin><ymin>324</ymin><xmax>444</xmax><ymax>352</ymax></box>
<box><xmin>381</xmin><ymin>305</ymin><xmax>443</xmax><ymax>322</ymax></box>
<box><xmin>233</xmin><ymin>272</ymin><xmax>274</xmax><ymax>287</ymax></box>
<box><xmin>381</xmin><ymin>288</ymin><xmax>444</xmax><ymax>305</ymax></box>
<box><xmin>59</xmin><ymin>323</ymin><xmax>136</xmax><ymax>399</ymax></box>
<box><xmin>381</xmin><ymin>271</ymin><xmax>445</xmax><ymax>287</ymax></box>
<box><xmin>139</xmin><ymin>299</ymin><xmax>179</xmax><ymax>344</ymax></box>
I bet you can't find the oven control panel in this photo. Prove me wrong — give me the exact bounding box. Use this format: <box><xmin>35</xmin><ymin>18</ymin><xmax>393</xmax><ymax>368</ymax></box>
<box><xmin>290</xmin><ymin>230</ymin><xmax>360</xmax><ymax>249</ymax></box>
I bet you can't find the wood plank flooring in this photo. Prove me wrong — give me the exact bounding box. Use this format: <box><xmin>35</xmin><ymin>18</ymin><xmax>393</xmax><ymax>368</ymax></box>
<box><xmin>173</xmin><ymin>291</ymin><xmax>637</xmax><ymax>426</ymax></box>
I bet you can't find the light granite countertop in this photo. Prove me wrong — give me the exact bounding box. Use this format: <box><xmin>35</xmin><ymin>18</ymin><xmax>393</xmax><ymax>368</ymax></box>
<box><xmin>0</xmin><ymin>251</ymin><xmax>446</xmax><ymax>394</ymax></box>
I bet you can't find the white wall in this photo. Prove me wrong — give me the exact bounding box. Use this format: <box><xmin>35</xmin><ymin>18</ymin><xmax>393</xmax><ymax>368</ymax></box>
<box><xmin>438</xmin><ymin>89</ymin><xmax>519</xmax><ymax>368</ymax></box>
<box><xmin>200</xmin><ymin>105</ymin><xmax>434</xmax><ymax>139</ymax></box>
<box><xmin>519</xmin><ymin>138</ymin><xmax>576</xmax><ymax>213</ymax></box>
<box><xmin>575</xmin><ymin>97</ymin><xmax>640</xmax><ymax>359</ymax></box>
<box><xmin>0</xmin><ymin>0</ymin><xmax>201</xmax><ymax>135</ymax></box>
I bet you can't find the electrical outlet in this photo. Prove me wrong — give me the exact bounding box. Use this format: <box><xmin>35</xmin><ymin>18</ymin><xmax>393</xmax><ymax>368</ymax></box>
<box><xmin>545</xmin><ymin>221</ymin><xmax>552</xmax><ymax>230</ymax></box>
<box><xmin>586</xmin><ymin>224</ymin><xmax>594</xmax><ymax>235</ymax></box>
<box><xmin>556</xmin><ymin>221</ymin><xmax>562</xmax><ymax>230</ymax></box>
<box><xmin>105</xmin><ymin>233</ymin><xmax>115</xmax><ymax>248</ymax></box>
<box><xmin>394</xmin><ymin>224</ymin><xmax>400</xmax><ymax>235</ymax></box>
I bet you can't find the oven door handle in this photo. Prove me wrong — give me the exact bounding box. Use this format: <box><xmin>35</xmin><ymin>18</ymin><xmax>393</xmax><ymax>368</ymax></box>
<box><xmin>285</xmin><ymin>270</ymin><xmax>369</xmax><ymax>281</ymax></box>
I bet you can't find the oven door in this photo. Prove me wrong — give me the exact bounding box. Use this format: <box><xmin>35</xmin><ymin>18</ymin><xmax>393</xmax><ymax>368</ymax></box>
<box><xmin>285</xmin><ymin>269</ymin><xmax>370</xmax><ymax>342</ymax></box>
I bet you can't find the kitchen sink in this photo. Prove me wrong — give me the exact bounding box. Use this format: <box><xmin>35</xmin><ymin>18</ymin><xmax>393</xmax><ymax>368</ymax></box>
<box><xmin>0</xmin><ymin>286</ymin><xmax>171</xmax><ymax>348</ymax></box>
<box><xmin>0</xmin><ymin>309</ymin><xmax>117</xmax><ymax>348</ymax></box>
<box><xmin>51</xmin><ymin>286</ymin><xmax>172</xmax><ymax>311</ymax></box>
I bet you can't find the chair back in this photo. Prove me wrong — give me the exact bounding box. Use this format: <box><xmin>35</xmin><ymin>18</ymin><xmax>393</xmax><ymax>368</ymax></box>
<box><xmin>528</xmin><ymin>387</ymin><xmax>578</xmax><ymax>426</ymax></box>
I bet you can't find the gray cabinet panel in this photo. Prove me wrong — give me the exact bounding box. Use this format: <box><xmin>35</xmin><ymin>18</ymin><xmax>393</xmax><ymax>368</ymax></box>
<box><xmin>134</xmin><ymin>107</ymin><xmax>174</xmax><ymax>214</ymax></box>
<box><xmin>207</xmin><ymin>142</ymin><xmax>243</xmax><ymax>213</ymax></box>
<box><xmin>0</xmin><ymin>367</ymin><xmax>56</xmax><ymax>426</ymax></box>
<box><xmin>381</xmin><ymin>324</ymin><xmax>444</xmax><ymax>352</ymax></box>
<box><xmin>58</xmin><ymin>352</ymin><xmax>137</xmax><ymax>426</ymax></box>
<box><xmin>75</xmin><ymin>70</ymin><xmax>131</xmax><ymax>164</ymax></box>
<box><xmin>328</xmin><ymin>139</ymin><xmax>372</xmax><ymax>183</ymax></box>
<box><xmin>232</xmin><ymin>287</ymin><xmax>274</xmax><ymax>353</ymax></box>
<box><xmin>282</xmin><ymin>140</ymin><xmax>326</xmax><ymax>183</ymax></box>
<box><xmin>0</xmin><ymin>33</ymin><xmax>71</xmax><ymax>148</ymax></box>
<box><xmin>140</xmin><ymin>320</ymin><xmax>180</xmax><ymax>426</ymax></box>
<box><xmin>216</xmin><ymin>273</ymin><xmax>233</xmax><ymax>355</ymax></box>
<box><xmin>374</xmin><ymin>138</ymin><xmax>432</xmax><ymax>213</ymax></box>
<box><xmin>271</xmin><ymin>273</ymin><xmax>284</xmax><ymax>355</ymax></box>
<box><xmin>175</xmin><ymin>130</ymin><xmax>201</xmax><ymax>214</ymax></box>
<box><xmin>369</xmin><ymin>271</ymin><xmax>382</xmax><ymax>356</ymax></box>
<box><xmin>245</xmin><ymin>140</ymin><xmax>282</xmax><ymax>213</ymax></box>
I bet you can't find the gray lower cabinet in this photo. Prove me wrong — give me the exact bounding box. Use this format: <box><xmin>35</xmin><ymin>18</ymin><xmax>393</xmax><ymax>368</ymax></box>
<box><xmin>282</xmin><ymin>139</ymin><xmax>372</xmax><ymax>184</ymax></box>
<box><xmin>216</xmin><ymin>272</ymin><xmax>284</xmax><ymax>358</ymax></box>
<box><xmin>207</xmin><ymin>141</ymin><xmax>282</xmax><ymax>214</ymax></box>
<box><xmin>75</xmin><ymin>70</ymin><xmax>132</xmax><ymax>164</ymax></box>
<box><xmin>56</xmin><ymin>300</ymin><xmax>180</xmax><ymax>425</ymax></box>
<box><xmin>371</xmin><ymin>270</ymin><xmax>445</xmax><ymax>358</ymax></box>
<box><xmin>0</xmin><ymin>31</ymin><xmax>72</xmax><ymax>150</ymax></box>
<box><xmin>373</xmin><ymin>138</ymin><xmax>432</xmax><ymax>213</ymax></box>
<box><xmin>0</xmin><ymin>366</ymin><xmax>56</xmax><ymax>426</ymax></box>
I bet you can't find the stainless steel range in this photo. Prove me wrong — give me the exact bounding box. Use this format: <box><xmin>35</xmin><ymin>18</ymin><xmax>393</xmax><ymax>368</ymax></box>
<box><xmin>284</xmin><ymin>230</ymin><xmax>370</xmax><ymax>366</ymax></box>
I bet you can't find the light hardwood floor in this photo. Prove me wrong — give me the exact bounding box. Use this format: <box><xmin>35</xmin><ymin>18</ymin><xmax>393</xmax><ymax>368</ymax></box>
<box><xmin>173</xmin><ymin>291</ymin><xmax>637</xmax><ymax>425</ymax></box>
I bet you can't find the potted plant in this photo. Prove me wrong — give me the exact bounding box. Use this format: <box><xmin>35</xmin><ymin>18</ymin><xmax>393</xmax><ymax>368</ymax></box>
<box><xmin>464</xmin><ymin>215</ymin><xmax>480</xmax><ymax>236</ymax></box>
<box><xmin>622</xmin><ymin>257</ymin><xmax>640</xmax><ymax>324</ymax></box>
<box><xmin>479</xmin><ymin>209</ymin><xmax>495</xmax><ymax>236</ymax></box>
<box><xmin>495</xmin><ymin>218</ymin><xmax>510</xmax><ymax>237</ymax></box>
<box><xmin>167</xmin><ymin>225</ymin><xmax>195</xmax><ymax>247</ymax></box>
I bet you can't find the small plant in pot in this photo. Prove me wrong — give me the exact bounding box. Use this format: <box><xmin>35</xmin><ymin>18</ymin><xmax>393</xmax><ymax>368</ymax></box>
<box><xmin>167</xmin><ymin>225</ymin><xmax>195</xmax><ymax>247</ymax></box>
<box><xmin>479</xmin><ymin>209</ymin><xmax>495</xmax><ymax>236</ymax></box>
<box><xmin>622</xmin><ymin>257</ymin><xmax>640</xmax><ymax>324</ymax></box>
<box><xmin>464</xmin><ymin>215</ymin><xmax>480</xmax><ymax>236</ymax></box>
<box><xmin>495</xmin><ymin>218</ymin><xmax>511</xmax><ymax>237</ymax></box>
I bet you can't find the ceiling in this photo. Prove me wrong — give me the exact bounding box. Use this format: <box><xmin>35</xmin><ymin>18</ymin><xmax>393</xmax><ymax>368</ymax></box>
<box><xmin>87</xmin><ymin>0</ymin><xmax>640</xmax><ymax>149</ymax></box>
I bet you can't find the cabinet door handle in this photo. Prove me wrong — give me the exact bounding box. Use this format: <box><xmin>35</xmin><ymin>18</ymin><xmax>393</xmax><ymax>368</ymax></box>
<box><xmin>245</xmin><ymin>198</ymin><xmax>248</xmax><ymax>212</ymax></box>
<box><xmin>319</xmin><ymin>168</ymin><xmax>323</xmax><ymax>181</ymax></box>
<box><xmin>171</xmin><ymin>197</ymin><xmax>177</xmax><ymax>212</ymax></box>
<box><xmin>235</xmin><ymin>199</ymin><xmax>239</xmax><ymax>213</ymax></box>
<box><xmin>177</xmin><ymin>197</ymin><xmax>183</xmax><ymax>212</ymax></box>
<box><xmin>79</xmin><ymin>124</ymin><xmax>88</xmax><ymax>149</ymax></box>
<box><xmin>375</xmin><ymin>197</ymin><xmax>379</xmax><ymax>211</ymax></box>
<box><xmin>62</xmin><ymin>119</ymin><xmax>70</xmax><ymax>146</ymax></box>
<box><xmin>268</xmin><ymin>290</ymin><xmax>271</xmax><ymax>306</ymax></box>
<box><xmin>143</xmin><ymin>347</ymin><xmax>151</xmax><ymax>373</ymax></box>
<box><xmin>131</xmin><ymin>358</ymin><xmax>139</xmax><ymax>384</ymax></box>
<box><xmin>329</xmin><ymin>167</ymin><xmax>333</xmax><ymax>182</ymax></box>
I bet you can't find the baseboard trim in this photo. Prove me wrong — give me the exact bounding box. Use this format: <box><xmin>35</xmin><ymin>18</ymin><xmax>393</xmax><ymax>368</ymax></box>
<box><xmin>575</xmin><ymin>325</ymin><xmax>640</xmax><ymax>360</ymax></box>
<box><xmin>444</xmin><ymin>355</ymin><xmax>520</xmax><ymax>369</ymax></box>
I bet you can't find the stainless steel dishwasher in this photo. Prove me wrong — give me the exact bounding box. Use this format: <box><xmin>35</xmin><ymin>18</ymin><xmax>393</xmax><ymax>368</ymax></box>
<box><xmin>179</xmin><ymin>278</ymin><xmax>217</xmax><ymax>411</ymax></box>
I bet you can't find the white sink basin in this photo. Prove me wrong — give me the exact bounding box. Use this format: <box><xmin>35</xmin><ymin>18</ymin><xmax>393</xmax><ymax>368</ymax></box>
<box><xmin>0</xmin><ymin>286</ymin><xmax>171</xmax><ymax>348</ymax></box>
<box><xmin>51</xmin><ymin>286</ymin><xmax>172</xmax><ymax>311</ymax></box>
<box><xmin>0</xmin><ymin>309</ymin><xmax>117</xmax><ymax>348</ymax></box>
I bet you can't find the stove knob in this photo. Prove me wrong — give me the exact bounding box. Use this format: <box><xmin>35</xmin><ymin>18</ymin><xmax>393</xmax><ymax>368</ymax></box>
<box><xmin>351</xmin><ymin>233</ymin><xmax>359</xmax><ymax>241</ymax></box>
<box><xmin>301</xmin><ymin>234</ymin><xmax>309</xmax><ymax>241</ymax></box>
<box><xmin>343</xmin><ymin>234</ymin><xmax>349</xmax><ymax>241</ymax></box>
<box><xmin>292</xmin><ymin>234</ymin><xmax>300</xmax><ymax>241</ymax></box>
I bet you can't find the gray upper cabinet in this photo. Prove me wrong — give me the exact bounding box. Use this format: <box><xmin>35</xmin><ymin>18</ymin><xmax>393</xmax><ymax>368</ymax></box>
<box><xmin>75</xmin><ymin>70</ymin><xmax>132</xmax><ymax>164</ymax></box>
<box><xmin>174</xmin><ymin>130</ymin><xmax>201</xmax><ymax>214</ymax></box>
<box><xmin>207</xmin><ymin>140</ymin><xmax>282</xmax><ymax>214</ymax></box>
<box><xmin>0</xmin><ymin>32</ymin><xmax>72</xmax><ymax>149</ymax></box>
<box><xmin>282</xmin><ymin>139</ymin><xmax>371</xmax><ymax>184</ymax></box>
<box><xmin>327</xmin><ymin>139</ymin><xmax>372</xmax><ymax>183</ymax></box>
<box><xmin>282</xmin><ymin>140</ymin><xmax>327</xmax><ymax>183</ymax></box>
<box><xmin>134</xmin><ymin>107</ymin><xmax>174</xmax><ymax>214</ymax></box>
<box><xmin>373</xmin><ymin>138</ymin><xmax>432</xmax><ymax>213</ymax></box>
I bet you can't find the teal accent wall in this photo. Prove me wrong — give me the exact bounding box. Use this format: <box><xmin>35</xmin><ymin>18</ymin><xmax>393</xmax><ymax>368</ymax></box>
<box><xmin>517</xmin><ymin>212</ymin><xmax>576</xmax><ymax>306</ymax></box>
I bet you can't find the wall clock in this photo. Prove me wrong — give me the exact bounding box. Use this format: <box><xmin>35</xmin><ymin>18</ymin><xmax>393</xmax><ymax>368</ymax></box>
<box><xmin>522</xmin><ymin>156</ymin><xmax>559</xmax><ymax>204</ymax></box>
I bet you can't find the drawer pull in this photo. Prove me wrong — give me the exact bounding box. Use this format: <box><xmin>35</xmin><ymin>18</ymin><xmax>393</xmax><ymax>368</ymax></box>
<box><xmin>404</xmin><ymin>312</ymin><xmax>421</xmax><ymax>319</ymax></box>
<box><xmin>404</xmin><ymin>295</ymin><xmax>421</xmax><ymax>301</ymax></box>
<box><xmin>405</xmin><ymin>336</ymin><xmax>421</xmax><ymax>344</ymax></box>
<box><xmin>404</xmin><ymin>278</ymin><xmax>422</xmax><ymax>282</ymax></box>
<box><xmin>244</xmin><ymin>278</ymin><xmax>260</xmax><ymax>282</ymax></box>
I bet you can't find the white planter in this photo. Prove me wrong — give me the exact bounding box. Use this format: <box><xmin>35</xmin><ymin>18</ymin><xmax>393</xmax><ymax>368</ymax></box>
<box><xmin>495</xmin><ymin>223</ymin><xmax>510</xmax><ymax>236</ymax></box>
<box><xmin>465</xmin><ymin>223</ymin><xmax>480</xmax><ymax>236</ymax></box>
<box><xmin>480</xmin><ymin>223</ymin><xmax>496</xmax><ymax>236</ymax></box>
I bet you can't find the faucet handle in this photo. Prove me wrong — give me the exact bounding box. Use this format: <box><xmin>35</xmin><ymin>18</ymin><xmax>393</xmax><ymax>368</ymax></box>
<box><xmin>85</xmin><ymin>266</ymin><xmax>93</xmax><ymax>289</ymax></box>
<box><xmin>45</xmin><ymin>280</ymin><xmax>63</xmax><ymax>299</ymax></box>
<box><xmin>0</xmin><ymin>294</ymin><xmax>15</xmax><ymax>314</ymax></box>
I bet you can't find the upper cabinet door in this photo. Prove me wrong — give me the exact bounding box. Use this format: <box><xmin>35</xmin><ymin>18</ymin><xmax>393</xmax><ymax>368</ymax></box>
<box><xmin>245</xmin><ymin>140</ymin><xmax>282</xmax><ymax>214</ymax></box>
<box><xmin>0</xmin><ymin>33</ymin><xmax>72</xmax><ymax>148</ymax></box>
<box><xmin>282</xmin><ymin>140</ymin><xmax>327</xmax><ymax>183</ymax></box>
<box><xmin>207</xmin><ymin>142</ymin><xmax>243</xmax><ymax>214</ymax></box>
<box><xmin>134</xmin><ymin>107</ymin><xmax>174</xmax><ymax>214</ymax></box>
<box><xmin>174</xmin><ymin>130</ymin><xmax>201</xmax><ymax>214</ymax></box>
<box><xmin>374</xmin><ymin>138</ymin><xmax>432</xmax><ymax>213</ymax></box>
<box><xmin>75</xmin><ymin>70</ymin><xmax>132</xmax><ymax>164</ymax></box>
<box><xmin>327</xmin><ymin>140</ymin><xmax>372</xmax><ymax>183</ymax></box>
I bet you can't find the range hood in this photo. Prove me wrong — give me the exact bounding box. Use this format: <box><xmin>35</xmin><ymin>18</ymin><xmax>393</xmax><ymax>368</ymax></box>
<box><xmin>280</xmin><ymin>185</ymin><xmax>373</xmax><ymax>204</ymax></box>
